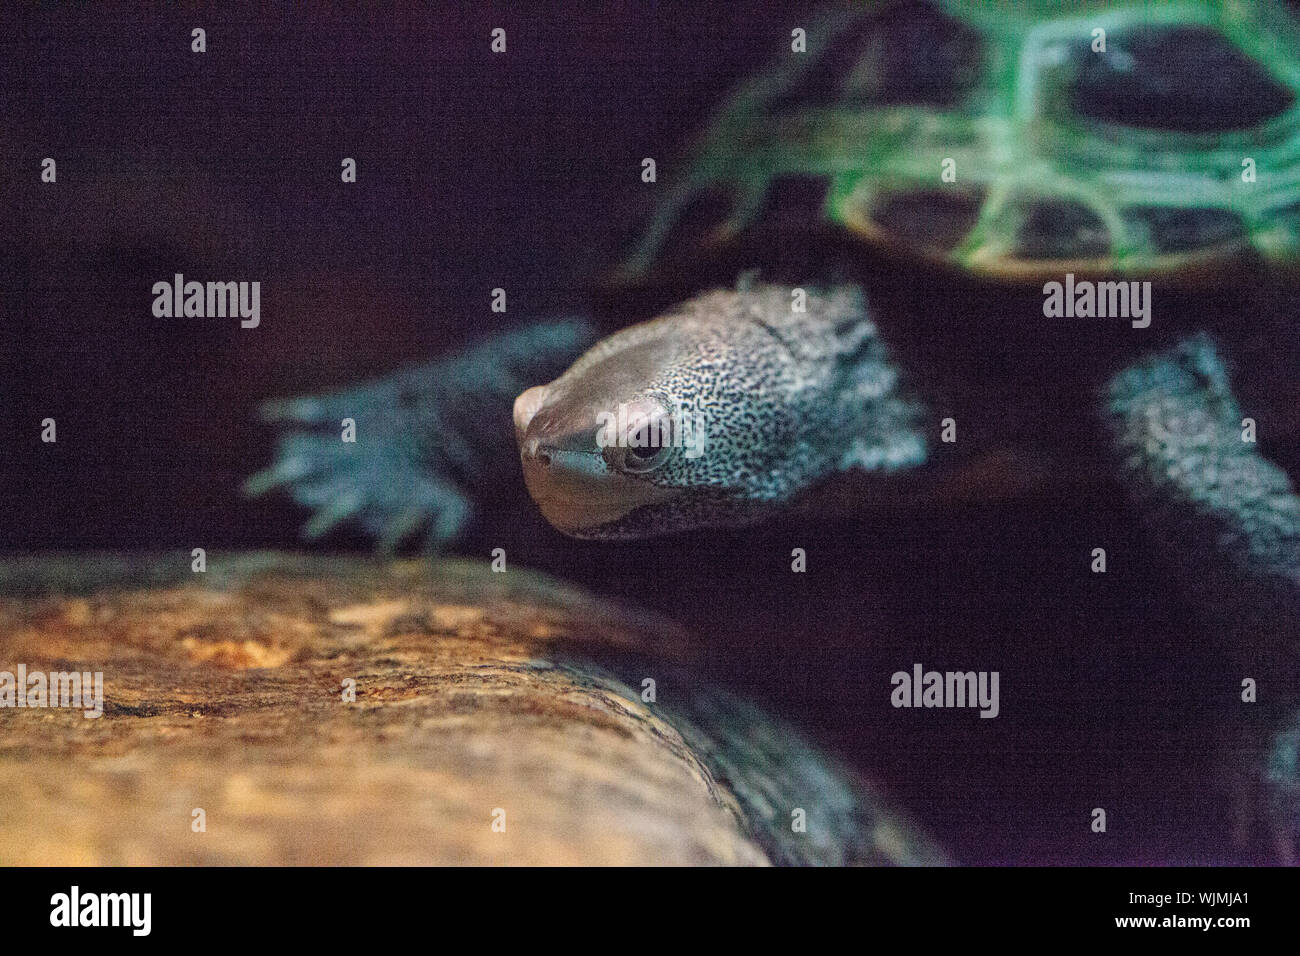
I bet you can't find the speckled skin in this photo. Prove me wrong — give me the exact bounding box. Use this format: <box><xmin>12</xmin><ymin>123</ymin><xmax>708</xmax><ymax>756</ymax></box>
<box><xmin>516</xmin><ymin>283</ymin><xmax>928</xmax><ymax>539</ymax></box>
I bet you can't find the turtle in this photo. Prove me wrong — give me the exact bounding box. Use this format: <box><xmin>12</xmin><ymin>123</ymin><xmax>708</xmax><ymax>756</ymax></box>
<box><xmin>246</xmin><ymin>0</ymin><xmax>1300</xmax><ymax>862</ymax></box>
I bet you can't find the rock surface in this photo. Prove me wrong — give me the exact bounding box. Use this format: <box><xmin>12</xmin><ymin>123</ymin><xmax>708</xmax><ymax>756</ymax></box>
<box><xmin>0</xmin><ymin>552</ymin><xmax>946</xmax><ymax>865</ymax></box>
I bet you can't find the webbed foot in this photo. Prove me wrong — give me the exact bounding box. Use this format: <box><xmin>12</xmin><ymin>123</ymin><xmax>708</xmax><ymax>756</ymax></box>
<box><xmin>246</xmin><ymin>318</ymin><xmax>596</xmax><ymax>551</ymax></box>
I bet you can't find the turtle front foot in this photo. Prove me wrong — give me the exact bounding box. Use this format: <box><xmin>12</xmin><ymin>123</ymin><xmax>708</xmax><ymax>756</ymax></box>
<box><xmin>1103</xmin><ymin>334</ymin><xmax>1300</xmax><ymax>864</ymax></box>
<box><xmin>245</xmin><ymin>318</ymin><xmax>597</xmax><ymax>552</ymax></box>
<box><xmin>244</xmin><ymin>378</ymin><xmax>478</xmax><ymax>552</ymax></box>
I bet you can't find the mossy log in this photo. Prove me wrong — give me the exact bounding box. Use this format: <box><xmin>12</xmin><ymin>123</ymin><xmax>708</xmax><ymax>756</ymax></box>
<box><xmin>0</xmin><ymin>553</ymin><xmax>946</xmax><ymax>866</ymax></box>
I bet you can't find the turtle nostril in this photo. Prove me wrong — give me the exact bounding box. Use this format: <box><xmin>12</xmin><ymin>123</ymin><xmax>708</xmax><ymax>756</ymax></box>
<box><xmin>522</xmin><ymin>438</ymin><xmax>551</xmax><ymax>467</ymax></box>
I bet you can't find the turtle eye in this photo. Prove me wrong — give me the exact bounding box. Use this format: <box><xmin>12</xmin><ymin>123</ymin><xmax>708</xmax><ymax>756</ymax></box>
<box><xmin>619</xmin><ymin>441</ymin><xmax>675</xmax><ymax>474</ymax></box>
<box><xmin>601</xmin><ymin>403</ymin><xmax>678</xmax><ymax>475</ymax></box>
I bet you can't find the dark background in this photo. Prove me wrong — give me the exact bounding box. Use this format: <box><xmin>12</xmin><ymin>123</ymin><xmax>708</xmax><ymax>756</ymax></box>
<box><xmin>0</xmin><ymin>2</ymin><xmax>1262</xmax><ymax>864</ymax></box>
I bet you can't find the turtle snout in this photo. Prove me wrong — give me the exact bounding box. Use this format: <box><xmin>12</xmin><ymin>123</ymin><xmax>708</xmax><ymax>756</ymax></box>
<box><xmin>513</xmin><ymin>385</ymin><xmax>549</xmax><ymax>447</ymax></box>
<box><xmin>515</xmin><ymin>385</ymin><xmax>559</xmax><ymax>488</ymax></box>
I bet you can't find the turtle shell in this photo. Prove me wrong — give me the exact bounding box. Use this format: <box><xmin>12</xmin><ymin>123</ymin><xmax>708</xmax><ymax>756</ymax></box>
<box><xmin>612</xmin><ymin>0</ymin><xmax>1300</xmax><ymax>285</ymax></box>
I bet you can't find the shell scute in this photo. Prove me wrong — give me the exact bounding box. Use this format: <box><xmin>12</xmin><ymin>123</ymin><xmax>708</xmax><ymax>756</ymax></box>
<box><xmin>618</xmin><ymin>0</ymin><xmax>1300</xmax><ymax>284</ymax></box>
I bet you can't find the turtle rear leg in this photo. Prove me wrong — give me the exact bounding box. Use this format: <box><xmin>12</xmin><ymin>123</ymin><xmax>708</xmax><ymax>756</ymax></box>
<box><xmin>245</xmin><ymin>317</ymin><xmax>597</xmax><ymax>552</ymax></box>
<box><xmin>1102</xmin><ymin>334</ymin><xmax>1300</xmax><ymax>862</ymax></box>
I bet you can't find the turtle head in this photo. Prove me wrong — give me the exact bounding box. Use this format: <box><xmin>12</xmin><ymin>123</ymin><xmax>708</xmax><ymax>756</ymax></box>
<box><xmin>513</xmin><ymin>288</ymin><xmax>809</xmax><ymax>539</ymax></box>
<box><xmin>513</xmin><ymin>284</ymin><xmax>920</xmax><ymax>539</ymax></box>
<box><xmin>513</xmin><ymin>350</ymin><xmax>691</xmax><ymax>538</ymax></box>
<box><xmin>513</xmin><ymin>297</ymin><xmax>739</xmax><ymax>540</ymax></box>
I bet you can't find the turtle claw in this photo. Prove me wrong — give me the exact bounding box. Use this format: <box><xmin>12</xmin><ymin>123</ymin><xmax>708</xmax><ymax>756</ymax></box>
<box><xmin>257</xmin><ymin>395</ymin><xmax>328</xmax><ymax>425</ymax></box>
<box><xmin>242</xmin><ymin>453</ymin><xmax>313</xmax><ymax>497</ymax></box>
<box><xmin>302</xmin><ymin>488</ymin><xmax>366</xmax><ymax>541</ymax></box>
<box><xmin>376</xmin><ymin>505</ymin><xmax>431</xmax><ymax>555</ymax></box>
